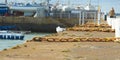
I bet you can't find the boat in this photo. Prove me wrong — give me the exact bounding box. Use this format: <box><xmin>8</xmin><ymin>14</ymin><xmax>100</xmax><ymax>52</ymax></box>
<box><xmin>0</xmin><ymin>25</ymin><xmax>16</xmax><ymax>30</ymax></box>
<box><xmin>0</xmin><ymin>3</ymin><xmax>9</xmax><ymax>16</ymax></box>
<box><xmin>0</xmin><ymin>31</ymin><xmax>24</xmax><ymax>40</ymax></box>
<box><xmin>8</xmin><ymin>1</ymin><xmax>49</xmax><ymax>17</ymax></box>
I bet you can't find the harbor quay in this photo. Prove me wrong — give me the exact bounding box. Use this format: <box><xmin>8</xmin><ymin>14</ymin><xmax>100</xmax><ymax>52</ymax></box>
<box><xmin>0</xmin><ymin>0</ymin><xmax>120</xmax><ymax>60</ymax></box>
<box><xmin>0</xmin><ymin>23</ymin><xmax>120</xmax><ymax>60</ymax></box>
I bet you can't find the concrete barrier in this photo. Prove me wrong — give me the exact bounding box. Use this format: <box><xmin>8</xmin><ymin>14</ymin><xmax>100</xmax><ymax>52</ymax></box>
<box><xmin>111</xmin><ymin>18</ymin><xmax>116</xmax><ymax>29</ymax></box>
<box><xmin>0</xmin><ymin>17</ymin><xmax>79</xmax><ymax>32</ymax></box>
<box><xmin>107</xmin><ymin>17</ymin><xmax>112</xmax><ymax>26</ymax></box>
<box><xmin>107</xmin><ymin>17</ymin><xmax>116</xmax><ymax>30</ymax></box>
<box><xmin>115</xmin><ymin>18</ymin><xmax>120</xmax><ymax>38</ymax></box>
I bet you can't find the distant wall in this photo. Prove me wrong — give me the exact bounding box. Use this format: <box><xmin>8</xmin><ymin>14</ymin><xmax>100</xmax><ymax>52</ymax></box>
<box><xmin>0</xmin><ymin>17</ymin><xmax>79</xmax><ymax>32</ymax></box>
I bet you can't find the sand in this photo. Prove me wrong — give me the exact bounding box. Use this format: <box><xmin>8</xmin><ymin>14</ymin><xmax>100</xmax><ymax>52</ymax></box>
<box><xmin>47</xmin><ymin>31</ymin><xmax>115</xmax><ymax>38</ymax></box>
<box><xmin>0</xmin><ymin>30</ymin><xmax>120</xmax><ymax>60</ymax></box>
<box><xmin>0</xmin><ymin>42</ymin><xmax>120</xmax><ymax>60</ymax></box>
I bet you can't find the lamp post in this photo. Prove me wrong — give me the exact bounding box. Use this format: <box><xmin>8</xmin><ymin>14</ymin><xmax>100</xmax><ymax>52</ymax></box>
<box><xmin>79</xmin><ymin>11</ymin><xmax>81</xmax><ymax>25</ymax></box>
<box><xmin>5</xmin><ymin>0</ymin><xmax>7</xmax><ymax>4</ymax></box>
<box><xmin>97</xmin><ymin>0</ymin><xmax>101</xmax><ymax>25</ymax></box>
<box><xmin>98</xmin><ymin>5</ymin><xmax>101</xmax><ymax>25</ymax></box>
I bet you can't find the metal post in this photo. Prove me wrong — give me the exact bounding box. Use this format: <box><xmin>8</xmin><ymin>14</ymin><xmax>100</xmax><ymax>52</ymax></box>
<box><xmin>95</xmin><ymin>12</ymin><xmax>97</xmax><ymax>23</ymax></box>
<box><xmin>94</xmin><ymin>12</ymin><xmax>96</xmax><ymax>24</ymax></box>
<box><xmin>85</xmin><ymin>12</ymin><xmax>87</xmax><ymax>19</ymax></box>
<box><xmin>60</xmin><ymin>13</ymin><xmax>62</xmax><ymax>19</ymax></box>
<box><xmin>82</xmin><ymin>12</ymin><xmax>85</xmax><ymax>25</ymax></box>
<box><xmin>79</xmin><ymin>11</ymin><xmax>81</xmax><ymax>25</ymax></box>
<box><xmin>98</xmin><ymin>11</ymin><xmax>101</xmax><ymax>25</ymax></box>
<box><xmin>5</xmin><ymin>0</ymin><xmax>7</xmax><ymax>4</ymax></box>
<box><xmin>97</xmin><ymin>4</ymin><xmax>101</xmax><ymax>25</ymax></box>
<box><xmin>68</xmin><ymin>13</ymin><xmax>70</xmax><ymax>19</ymax></box>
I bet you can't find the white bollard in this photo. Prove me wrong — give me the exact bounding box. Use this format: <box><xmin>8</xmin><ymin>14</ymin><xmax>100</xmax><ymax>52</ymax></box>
<box><xmin>111</xmin><ymin>18</ymin><xmax>116</xmax><ymax>30</ymax></box>
<box><xmin>115</xmin><ymin>18</ymin><xmax>120</xmax><ymax>38</ymax></box>
<box><xmin>107</xmin><ymin>17</ymin><xmax>112</xmax><ymax>26</ymax></box>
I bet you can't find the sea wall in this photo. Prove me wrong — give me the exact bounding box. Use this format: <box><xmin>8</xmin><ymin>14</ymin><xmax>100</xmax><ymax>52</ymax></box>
<box><xmin>0</xmin><ymin>17</ymin><xmax>79</xmax><ymax>32</ymax></box>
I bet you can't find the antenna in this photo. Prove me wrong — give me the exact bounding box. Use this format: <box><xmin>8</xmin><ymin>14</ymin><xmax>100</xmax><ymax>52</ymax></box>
<box><xmin>5</xmin><ymin>0</ymin><xmax>7</xmax><ymax>4</ymax></box>
<box><xmin>32</xmin><ymin>0</ymin><xmax>35</xmax><ymax>2</ymax></box>
<box><xmin>98</xmin><ymin>0</ymin><xmax>100</xmax><ymax>11</ymax></box>
<box><xmin>88</xmin><ymin>0</ymin><xmax>91</xmax><ymax>5</ymax></box>
<box><xmin>47</xmin><ymin>0</ymin><xmax>49</xmax><ymax>4</ymax></box>
<box><xmin>68</xmin><ymin>0</ymin><xmax>70</xmax><ymax>6</ymax></box>
<box><xmin>32</xmin><ymin>0</ymin><xmax>35</xmax><ymax>4</ymax></box>
<box><xmin>56</xmin><ymin>0</ymin><xmax>59</xmax><ymax>5</ymax></box>
<box><xmin>98</xmin><ymin>0</ymin><xmax>99</xmax><ymax>5</ymax></box>
<box><xmin>42</xmin><ymin>0</ymin><xmax>49</xmax><ymax>5</ymax></box>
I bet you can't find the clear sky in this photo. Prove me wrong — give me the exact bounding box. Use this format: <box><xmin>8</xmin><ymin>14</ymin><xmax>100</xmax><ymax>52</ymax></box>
<box><xmin>0</xmin><ymin>0</ymin><xmax>120</xmax><ymax>13</ymax></box>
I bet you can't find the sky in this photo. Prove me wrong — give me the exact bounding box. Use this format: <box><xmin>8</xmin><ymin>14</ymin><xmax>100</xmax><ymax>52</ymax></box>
<box><xmin>0</xmin><ymin>0</ymin><xmax>120</xmax><ymax>13</ymax></box>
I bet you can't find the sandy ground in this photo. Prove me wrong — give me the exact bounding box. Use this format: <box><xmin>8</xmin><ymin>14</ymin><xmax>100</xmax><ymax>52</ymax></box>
<box><xmin>47</xmin><ymin>31</ymin><xmax>115</xmax><ymax>38</ymax></box>
<box><xmin>0</xmin><ymin>31</ymin><xmax>120</xmax><ymax>60</ymax></box>
<box><xmin>0</xmin><ymin>42</ymin><xmax>120</xmax><ymax>60</ymax></box>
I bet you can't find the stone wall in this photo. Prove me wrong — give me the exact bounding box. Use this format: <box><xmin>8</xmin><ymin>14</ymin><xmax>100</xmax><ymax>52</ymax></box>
<box><xmin>0</xmin><ymin>17</ymin><xmax>79</xmax><ymax>32</ymax></box>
